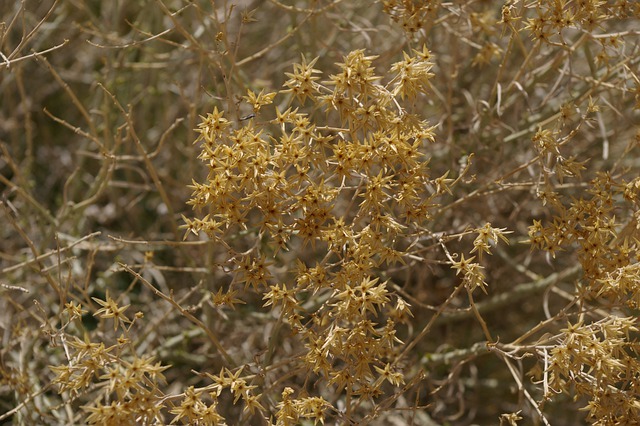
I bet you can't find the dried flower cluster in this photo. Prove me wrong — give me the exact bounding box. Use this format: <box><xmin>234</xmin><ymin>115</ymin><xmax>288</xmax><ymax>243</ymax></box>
<box><xmin>50</xmin><ymin>298</ymin><xmax>169</xmax><ymax>425</ymax></box>
<box><xmin>181</xmin><ymin>46</ymin><xmax>454</xmax><ymax>422</ymax></box>
<box><xmin>545</xmin><ymin>317</ymin><xmax>640</xmax><ymax>424</ymax></box>
<box><xmin>526</xmin><ymin>124</ymin><xmax>640</xmax><ymax>424</ymax></box>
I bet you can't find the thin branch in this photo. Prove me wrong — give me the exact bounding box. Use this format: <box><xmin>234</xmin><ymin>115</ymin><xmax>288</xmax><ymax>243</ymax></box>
<box><xmin>1</xmin><ymin>232</ymin><xmax>101</xmax><ymax>274</ymax></box>
<box><xmin>1</xmin><ymin>39</ymin><xmax>68</xmax><ymax>69</ymax></box>
<box><xmin>119</xmin><ymin>262</ymin><xmax>235</xmax><ymax>367</ymax></box>
<box><xmin>437</xmin><ymin>264</ymin><xmax>582</xmax><ymax>324</ymax></box>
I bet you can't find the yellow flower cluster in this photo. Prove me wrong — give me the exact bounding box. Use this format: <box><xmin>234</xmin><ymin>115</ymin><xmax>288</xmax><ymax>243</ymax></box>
<box><xmin>182</xmin><ymin>46</ymin><xmax>445</xmax><ymax>420</ymax></box>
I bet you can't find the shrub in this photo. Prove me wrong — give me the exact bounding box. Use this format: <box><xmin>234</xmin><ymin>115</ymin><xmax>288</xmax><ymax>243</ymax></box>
<box><xmin>1</xmin><ymin>1</ymin><xmax>639</xmax><ymax>424</ymax></box>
